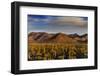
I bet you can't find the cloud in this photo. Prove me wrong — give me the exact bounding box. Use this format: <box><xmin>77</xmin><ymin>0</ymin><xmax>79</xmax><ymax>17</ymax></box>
<box><xmin>28</xmin><ymin>15</ymin><xmax>53</xmax><ymax>23</ymax></box>
<box><xmin>28</xmin><ymin>16</ymin><xmax>43</xmax><ymax>22</ymax></box>
<box><xmin>28</xmin><ymin>15</ymin><xmax>87</xmax><ymax>34</ymax></box>
<box><xmin>50</xmin><ymin>17</ymin><xmax>88</xmax><ymax>27</ymax></box>
<box><xmin>28</xmin><ymin>15</ymin><xmax>88</xmax><ymax>27</ymax></box>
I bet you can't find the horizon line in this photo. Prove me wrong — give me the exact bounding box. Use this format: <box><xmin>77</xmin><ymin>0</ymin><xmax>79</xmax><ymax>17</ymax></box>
<box><xmin>28</xmin><ymin>31</ymin><xmax>87</xmax><ymax>35</ymax></box>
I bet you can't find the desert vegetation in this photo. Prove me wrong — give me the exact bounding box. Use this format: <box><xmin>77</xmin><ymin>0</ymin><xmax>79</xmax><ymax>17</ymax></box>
<box><xmin>28</xmin><ymin>43</ymin><xmax>87</xmax><ymax>61</ymax></box>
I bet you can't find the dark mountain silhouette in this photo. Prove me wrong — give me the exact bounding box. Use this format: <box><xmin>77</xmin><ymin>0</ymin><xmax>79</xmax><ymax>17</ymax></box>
<box><xmin>69</xmin><ymin>33</ymin><xmax>80</xmax><ymax>38</ymax></box>
<box><xmin>28</xmin><ymin>32</ymin><xmax>88</xmax><ymax>43</ymax></box>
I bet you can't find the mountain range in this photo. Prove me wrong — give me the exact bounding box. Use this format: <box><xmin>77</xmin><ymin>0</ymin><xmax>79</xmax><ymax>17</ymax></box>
<box><xmin>28</xmin><ymin>32</ymin><xmax>88</xmax><ymax>43</ymax></box>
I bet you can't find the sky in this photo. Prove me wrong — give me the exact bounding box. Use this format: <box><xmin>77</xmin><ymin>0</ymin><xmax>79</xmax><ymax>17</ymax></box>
<box><xmin>28</xmin><ymin>15</ymin><xmax>88</xmax><ymax>35</ymax></box>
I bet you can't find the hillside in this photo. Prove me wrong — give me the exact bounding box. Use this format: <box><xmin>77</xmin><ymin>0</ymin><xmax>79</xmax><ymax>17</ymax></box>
<box><xmin>28</xmin><ymin>32</ymin><xmax>88</xmax><ymax>43</ymax></box>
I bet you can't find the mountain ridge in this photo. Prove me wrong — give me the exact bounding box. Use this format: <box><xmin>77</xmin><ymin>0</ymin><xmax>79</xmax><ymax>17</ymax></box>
<box><xmin>28</xmin><ymin>32</ymin><xmax>88</xmax><ymax>43</ymax></box>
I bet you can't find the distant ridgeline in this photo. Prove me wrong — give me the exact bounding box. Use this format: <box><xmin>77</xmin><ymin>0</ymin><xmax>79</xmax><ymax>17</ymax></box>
<box><xmin>28</xmin><ymin>32</ymin><xmax>88</xmax><ymax>43</ymax></box>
